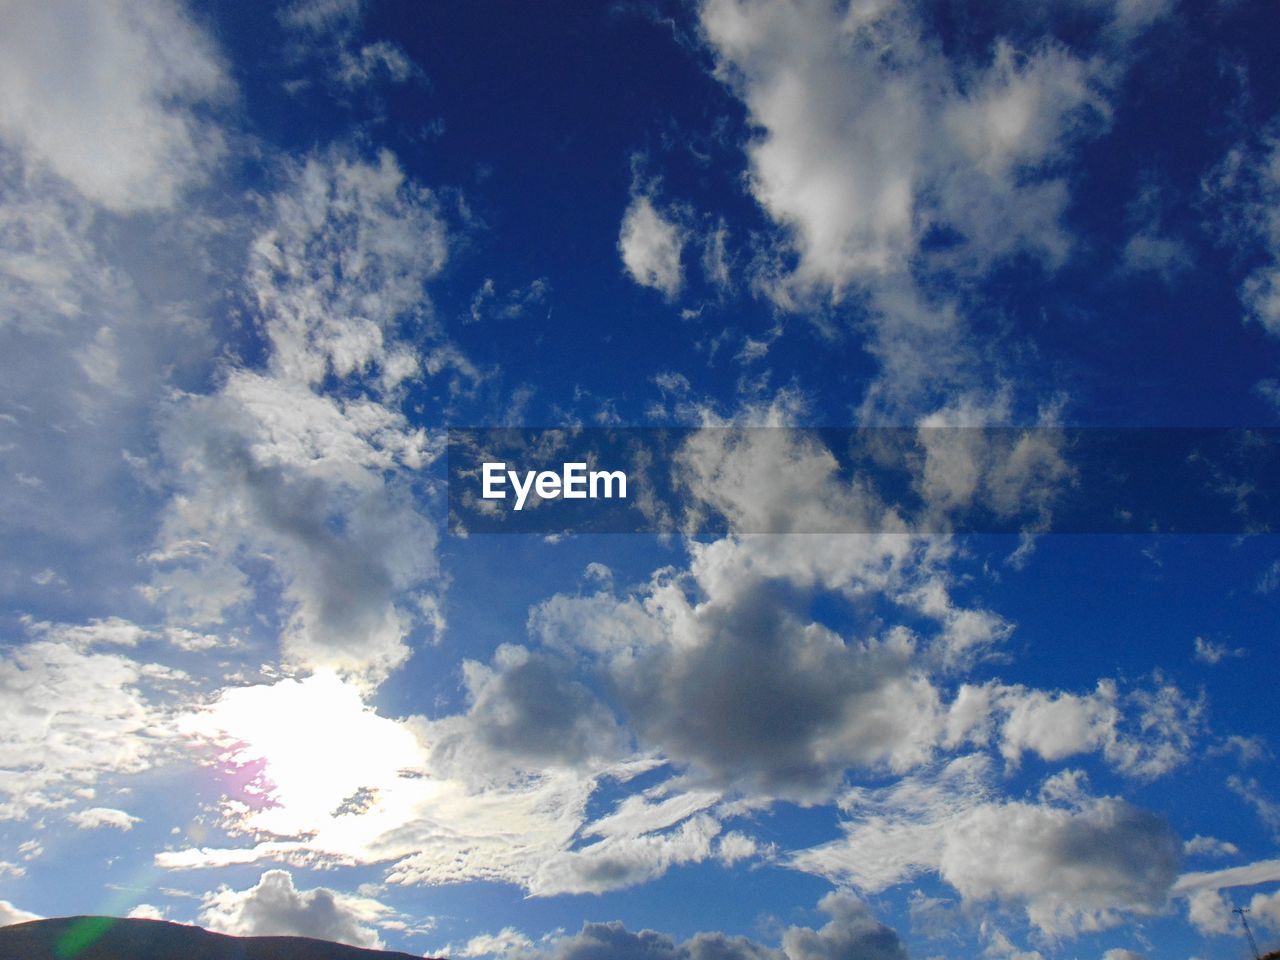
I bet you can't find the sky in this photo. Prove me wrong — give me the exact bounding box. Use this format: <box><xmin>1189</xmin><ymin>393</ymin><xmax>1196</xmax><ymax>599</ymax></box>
<box><xmin>0</xmin><ymin>1</ymin><xmax>1279</xmax><ymax>959</ymax></box>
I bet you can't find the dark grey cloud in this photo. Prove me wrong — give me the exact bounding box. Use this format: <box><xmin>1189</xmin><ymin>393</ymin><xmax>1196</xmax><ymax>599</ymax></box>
<box><xmin>429</xmin><ymin>644</ymin><xmax>626</xmax><ymax>776</ymax></box>
<box><xmin>548</xmin><ymin>894</ymin><xmax>902</xmax><ymax>960</ymax></box>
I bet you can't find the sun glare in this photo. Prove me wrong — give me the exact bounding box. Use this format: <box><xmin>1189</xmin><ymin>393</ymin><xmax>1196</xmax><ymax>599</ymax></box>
<box><xmin>182</xmin><ymin>672</ymin><xmax>427</xmax><ymax>839</ymax></box>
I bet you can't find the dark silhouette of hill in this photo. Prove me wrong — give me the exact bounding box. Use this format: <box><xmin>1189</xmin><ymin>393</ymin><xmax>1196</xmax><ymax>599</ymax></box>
<box><xmin>0</xmin><ymin>916</ymin><xmax>440</xmax><ymax>960</ymax></box>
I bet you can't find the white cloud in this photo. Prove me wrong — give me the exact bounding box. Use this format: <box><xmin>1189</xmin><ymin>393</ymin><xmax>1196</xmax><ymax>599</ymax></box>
<box><xmin>248</xmin><ymin>148</ymin><xmax>450</xmax><ymax>391</ymax></box>
<box><xmin>335</xmin><ymin>41</ymin><xmax>418</xmax><ymax>88</ymax></box>
<box><xmin>280</xmin><ymin>0</ymin><xmax>420</xmax><ymax>91</ymax></box>
<box><xmin>794</xmin><ymin>756</ymin><xmax>1180</xmax><ymax>937</ymax></box>
<box><xmin>280</xmin><ymin>0</ymin><xmax>365</xmax><ymax>33</ymax></box>
<box><xmin>67</xmin><ymin>806</ymin><xmax>142</xmax><ymax>831</ymax></box>
<box><xmin>782</xmin><ymin>893</ymin><xmax>906</xmax><ymax>960</ymax></box>
<box><xmin>1256</xmin><ymin>381</ymin><xmax>1280</xmax><ymax>416</ymax></box>
<box><xmin>619</xmin><ymin>195</ymin><xmax>686</xmax><ymax>299</ymax></box>
<box><xmin>1203</xmin><ymin>130</ymin><xmax>1280</xmax><ymax>335</ymax></box>
<box><xmin>980</xmin><ymin>926</ymin><xmax>1044</xmax><ymax>960</ymax></box>
<box><xmin>530</xmin><ymin>813</ymin><xmax>722</xmax><ymax>896</ymax></box>
<box><xmin>1176</xmin><ymin>861</ymin><xmax>1280</xmax><ymax>936</ymax></box>
<box><xmin>693</xmin><ymin>1</ymin><xmax>1168</xmax><ymax>423</ymax></box>
<box><xmin>1227</xmin><ymin>775</ymin><xmax>1280</xmax><ymax>840</ymax></box>
<box><xmin>198</xmin><ymin>868</ymin><xmax>392</xmax><ymax>949</ymax></box>
<box><xmin>0</xmin><ymin>637</ymin><xmax>170</xmax><ymax>819</ymax></box>
<box><xmin>1259</xmin><ymin>560</ymin><xmax>1280</xmax><ymax>594</ymax></box>
<box><xmin>1184</xmin><ymin>835</ymin><xmax>1240</xmax><ymax>858</ymax></box>
<box><xmin>0</xmin><ymin>900</ymin><xmax>40</xmax><ymax>927</ymax></box>
<box><xmin>468</xmin><ymin>276</ymin><xmax>551</xmax><ymax>324</ymax></box>
<box><xmin>531</xmin><ymin>562</ymin><xmax>949</xmax><ymax>800</ymax></box>
<box><xmin>523</xmin><ymin>415</ymin><xmax>1190</xmax><ymax>806</ymax></box>
<box><xmin>372</xmin><ymin>757</ymin><xmax>626</xmax><ymax>890</ymax></box>
<box><xmin>912</xmin><ymin>396</ymin><xmax>1074</xmax><ymax>530</ymax></box>
<box><xmin>1210</xmin><ymin>734</ymin><xmax>1269</xmax><ymax>766</ymax></box>
<box><xmin>994</xmin><ymin>677</ymin><xmax>1201</xmax><ymax>780</ymax></box>
<box><xmin>998</xmin><ymin>683</ymin><xmax>1117</xmax><ymax>766</ymax></box>
<box><xmin>670</xmin><ymin>409</ymin><xmax>902</xmax><ymax>534</ymax></box>
<box><xmin>152</xmin><ymin>372</ymin><xmax>442</xmax><ymax>680</ymax></box>
<box><xmin>147</xmin><ymin>147</ymin><xmax>459</xmax><ymax>681</ymax></box>
<box><xmin>1194</xmin><ymin>635</ymin><xmax>1246</xmax><ymax>664</ymax></box>
<box><xmin>21</xmin><ymin>616</ymin><xmax>147</xmax><ymax>650</ymax></box>
<box><xmin>127</xmin><ymin>904</ymin><xmax>168</xmax><ymax>921</ymax></box>
<box><xmin>0</xmin><ymin>0</ymin><xmax>229</xmax><ymax>212</ymax></box>
<box><xmin>584</xmin><ymin>790</ymin><xmax>722</xmax><ymax>842</ymax></box>
<box><xmin>702</xmin><ymin>218</ymin><xmax>733</xmax><ymax>291</ymax></box>
<box><xmin>177</xmin><ymin>672</ymin><xmax>424</xmax><ymax>842</ymax></box>
<box><xmin>457</xmin><ymin>927</ymin><xmax>536</xmax><ymax>957</ymax></box>
<box><xmin>1175</xmin><ymin>858</ymin><xmax>1280</xmax><ymax>896</ymax></box>
<box><xmin>716</xmin><ymin>831</ymin><xmax>763</xmax><ymax>866</ymax></box>
<box><xmin>1248</xmin><ymin>887</ymin><xmax>1280</xmax><ymax>932</ymax></box>
<box><xmin>699</xmin><ymin>0</ymin><xmax>1107</xmax><ymax>302</ymax></box>
<box><xmin>1184</xmin><ymin>887</ymin><xmax>1235</xmax><ymax>936</ymax></box>
<box><xmin>939</xmin><ymin>799</ymin><xmax>1177</xmax><ymax>936</ymax></box>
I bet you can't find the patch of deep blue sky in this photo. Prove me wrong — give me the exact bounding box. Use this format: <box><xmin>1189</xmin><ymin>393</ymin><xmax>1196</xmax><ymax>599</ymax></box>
<box><xmin>196</xmin><ymin>0</ymin><xmax>1280</xmax><ymax>428</ymax></box>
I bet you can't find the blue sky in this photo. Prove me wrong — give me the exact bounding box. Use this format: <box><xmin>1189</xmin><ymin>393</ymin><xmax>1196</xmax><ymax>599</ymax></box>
<box><xmin>1</xmin><ymin>2</ymin><xmax>1279</xmax><ymax>959</ymax></box>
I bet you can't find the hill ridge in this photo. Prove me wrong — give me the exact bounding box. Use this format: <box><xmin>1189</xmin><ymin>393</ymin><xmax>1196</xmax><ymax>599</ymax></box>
<box><xmin>0</xmin><ymin>915</ymin><xmax>441</xmax><ymax>960</ymax></box>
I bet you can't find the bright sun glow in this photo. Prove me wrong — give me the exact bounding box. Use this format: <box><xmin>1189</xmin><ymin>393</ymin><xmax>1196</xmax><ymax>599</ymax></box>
<box><xmin>182</xmin><ymin>672</ymin><xmax>428</xmax><ymax>840</ymax></box>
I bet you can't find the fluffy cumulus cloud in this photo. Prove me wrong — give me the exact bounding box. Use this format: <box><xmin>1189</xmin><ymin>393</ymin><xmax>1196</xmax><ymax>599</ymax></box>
<box><xmin>148</xmin><ymin>147</ymin><xmax>455</xmax><ymax>682</ymax></box>
<box><xmin>698</xmin><ymin>0</ymin><xmax>1110</xmax><ymax>301</ymax></box>
<box><xmin>781</xmin><ymin>893</ymin><xmax>907</xmax><ymax>960</ymax></box>
<box><xmin>516</xmin><ymin>892</ymin><xmax>904</xmax><ymax>960</ymax></box>
<box><xmin>426</xmin><ymin>643</ymin><xmax>627</xmax><ymax>776</ymax></box>
<box><xmin>152</xmin><ymin>371</ymin><xmax>440</xmax><ymax>680</ymax></box>
<box><xmin>665</xmin><ymin>396</ymin><xmax>1074</xmax><ymax>535</ymax></box>
<box><xmin>514</xmin><ymin>412</ymin><xmax>1201</xmax><ymax>819</ymax></box>
<box><xmin>198</xmin><ymin>869</ymin><xmax>393</xmax><ymax>948</ymax></box>
<box><xmin>0</xmin><ymin>0</ymin><xmax>229</xmax><ymax>212</ymax></box>
<box><xmin>524</xmin><ymin>417</ymin><xmax>1028</xmax><ymax>801</ymax></box>
<box><xmin>988</xmin><ymin>676</ymin><xmax>1202</xmax><ymax>779</ymax></box>
<box><xmin>619</xmin><ymin>194</ymin><xmax>686</xmax><ymax>299</ymax></box>
<box><xmin>689</xmin><ymin>0</ymin><xmax>1173</xmax><ymax>422</ymax></box>
<box><xmin>795</xmin><ymin>756</ymin><xmax>1182</xmax><ymax>937</ymax></box>
<box><xmin>530</xmin><ymin>537</ymin><xmax>955</xmax><ymax>800</ymax></box>
<box><xmin>456</xmin><ymin>927</ymin><xmax>536</xmax><ymax>957</ymax></box>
